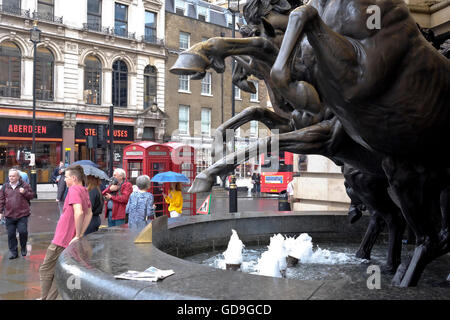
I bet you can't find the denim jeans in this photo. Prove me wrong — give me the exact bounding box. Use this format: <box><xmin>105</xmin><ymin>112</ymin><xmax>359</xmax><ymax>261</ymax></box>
<box><xmin>5</xmin><ymin>216</ymin><xmax>28</xmax><ymax>255</ymax></box>
<box><xmin>107</xmin><ymin>210</ymin><xmax>125</xmax><ymax>227</ymax></box>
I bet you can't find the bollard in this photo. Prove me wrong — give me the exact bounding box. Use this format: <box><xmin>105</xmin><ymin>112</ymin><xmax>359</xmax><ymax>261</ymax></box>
<box><xmin>229</xmin><ymin>175</ymin><xmax>238</xmax><ymax>213</ymax></box>
<box><xmin>278</xmin><ymin>190</ymin><xmax>291</xmax><ymax>211</ymax></box>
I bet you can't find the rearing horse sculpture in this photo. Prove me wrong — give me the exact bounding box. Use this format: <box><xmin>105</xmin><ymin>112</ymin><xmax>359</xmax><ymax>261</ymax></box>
<box><xmin>172</xmin><ymin>0</ymin><xmax>407</xmax><ymax>274</ymax></box>
<box><xmin>170</xmin><ymin>0</ymin><xmax>450</xmax><ymax>287</ymax></box>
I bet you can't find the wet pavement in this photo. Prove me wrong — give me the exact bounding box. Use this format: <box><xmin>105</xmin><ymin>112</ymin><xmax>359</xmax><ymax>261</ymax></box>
<box><xmin>0</xmin><ymin>192</ymin><xmax>279</xmax><ymax>300</ymax></box>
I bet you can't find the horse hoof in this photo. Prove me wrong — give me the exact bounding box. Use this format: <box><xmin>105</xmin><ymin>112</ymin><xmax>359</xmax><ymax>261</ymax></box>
<box><xmin>348</xmin><ymin>208</ymin><xmax>362</xmax><ymax>224</ymax></box>
<box><xmin>170</xmin><ymin>51</ymin><xmax>210</xmax><ymax>76</ymax></box>
<box><xmin>355</xmin><ymin>250</ymin><xmax>370</xmax><ymax>260</ymax></box>
<box><xmin>188</xmin><ymin>173</ymin><xmax>215</xmax><ymax>193</ymax></box>
<box><xmin>381</xmin><ymin>264</ymin><xmax>398</xmax><ymax>275</ymax></box>
<box><xmin>391</xmin><ymin>258</ymin><xmax>411</xmax><ymax>286</ymax></box>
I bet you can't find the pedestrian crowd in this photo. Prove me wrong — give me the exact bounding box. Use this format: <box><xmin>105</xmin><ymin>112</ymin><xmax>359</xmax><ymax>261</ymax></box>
<box><xmin>0</xmin><ymin>161</ymin><xmax>186</xmax><ymax>299</ymax></box>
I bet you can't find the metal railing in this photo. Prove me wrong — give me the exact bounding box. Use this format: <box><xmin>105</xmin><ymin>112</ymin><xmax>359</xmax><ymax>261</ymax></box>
<box><xmin>35</xmin><ymin>89</ymin><xmax>54</xmax><ymax>101</ymax></box>
<box><xmin>0</xmin><ymin>5</ymin><xmax>31</xmax><ymax>18</ymax></box>
<box><xmin>141</xmin><ymin>35</ymin><xmax>164</xmax><ymax>46</ymax></box>
<box><xmin>0</xmin><ymin>86</ymin><xmax>20</xmax><ymax>98</ymax></box>
<box><xmin>32</xmin><ymin>11</ymin><xmax>63</xmax><ymax>24</ymax></box>
<box><xmin>82</xmin><ymin>22</ymin><xmax>102</xmax><ymax>32</ymax></box>
<box><xmin>113</xmin><ymin>26</ymin><xmax>136</xmax><ymax>40</ymax></box>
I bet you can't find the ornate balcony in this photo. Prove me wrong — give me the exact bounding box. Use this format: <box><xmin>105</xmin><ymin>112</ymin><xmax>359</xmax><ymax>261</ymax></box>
<box><xmin>32</xmin><ymin>11</ymin><xmax>63</xmax><ymax>24</ymax></box>
<box><xmin>0</xmin><ymin>5</ymin><xmax>31</xmax><ymax>18</ymax></box>
<box><xmin>142</xmin><ymin>35</ymin><xmax>164</xmax><ymax>46</ymax></box>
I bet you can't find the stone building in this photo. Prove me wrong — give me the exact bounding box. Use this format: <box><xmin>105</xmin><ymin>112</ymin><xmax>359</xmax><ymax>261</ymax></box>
<box><xmin>0</xmin><ymin>0</ymin><xmax>166</xmax><ymax>183</ymax></box>
<box><xmin>164</xmin><ymin>0</ymin><xmax>268</xmax><ymax>178</ymax></box>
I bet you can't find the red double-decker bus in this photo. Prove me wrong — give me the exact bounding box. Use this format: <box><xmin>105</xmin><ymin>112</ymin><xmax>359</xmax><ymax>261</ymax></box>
<box><xmin>260</xmin><ymin>151</ymin><xmax>294</xmax><ymax>193</ymax></box>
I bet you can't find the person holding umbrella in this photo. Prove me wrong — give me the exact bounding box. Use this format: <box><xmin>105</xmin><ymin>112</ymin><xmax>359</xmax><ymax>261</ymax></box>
<box><xmin>163</xmin><ymin>182</ymin><xmax>183</xmax><ymax>218</ymax></box>
<box><xmin>150</xmin><ymin>171</ymin><xmax>189</xmax><ymax>218</ymax></box>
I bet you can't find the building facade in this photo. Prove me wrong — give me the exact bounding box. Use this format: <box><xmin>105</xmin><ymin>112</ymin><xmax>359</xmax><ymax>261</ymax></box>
<box><xmin>0</xmin><ymin>0</ymin><xmax>166</xmax><ymax>183</ymax></box>
<box><xmin>164</xmin><ymin>0</ymin><xmax>268</xmax><ymax>178</ymax></box>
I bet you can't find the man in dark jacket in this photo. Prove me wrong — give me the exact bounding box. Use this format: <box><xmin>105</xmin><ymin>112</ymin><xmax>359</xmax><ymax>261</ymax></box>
<box><xmin>56</xmin><ymin>167</ymin><xmax>67</xmax><ymax>217</ymax></box>
<box><xmin>0</xmin><ymin>169</ymin><xmax>34</xmax><ymax>259</ymax></box>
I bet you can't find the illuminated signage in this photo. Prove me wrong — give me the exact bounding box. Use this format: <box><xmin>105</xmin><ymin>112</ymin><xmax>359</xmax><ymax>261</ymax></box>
<box><xmin>75</xmin><ymin>123</ymin><xmax>134</xmax><ymax>141</ymax></box>
<box><xmin>0</xmin><ymin>118</ymin><xmax>61</xmax><ymax>138</ymax></box>
<box><xmin>265</xmin><ymin>175</ymin><xmax>283</xmax><ymax>184</ymax></box>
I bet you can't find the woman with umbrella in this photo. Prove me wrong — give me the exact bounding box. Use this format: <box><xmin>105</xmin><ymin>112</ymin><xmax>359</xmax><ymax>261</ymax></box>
<box><xmin>163</xmin><ymin>182</ymin><xmax>183</xmax><ymax>218</ymax></box>
<box><xmin>151</xmin><ymin>171</ymin><xmax>189</xmax><ymax>218</ymax></box>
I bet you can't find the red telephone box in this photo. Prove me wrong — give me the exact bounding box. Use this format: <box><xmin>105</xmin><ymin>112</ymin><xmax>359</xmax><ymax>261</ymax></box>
<box><xmin>123</xmin><ymin>141</ymin><xmax>197</xmax><ymax>217</ymax></box>
<box><xmin>163</xmin><ymin>142</ymin><xmax>197</xmax><ymax>216</ymax></box>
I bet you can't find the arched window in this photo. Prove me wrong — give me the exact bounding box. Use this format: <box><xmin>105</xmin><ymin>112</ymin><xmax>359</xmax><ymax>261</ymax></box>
<box><xmin>36</xmin><ymin>47</ymin><xmax>54</xmax><ymax>101</ymax></box>
<box><xmin>84</xmin><ymin>55</ymin><xmax>102</xmax><ymax>105</ymax></box>
<box><xmin>0</xmin><ymin>41</ymin><xmax>21</xmax><ymax>98</ymax></box>
<box><xmin>144</xmin><ymin>65</ymin><xmax>157</xmax><ymax>109</ymax></box>
<box><xmin>112</xmin><ymin>60</ymin><xmax>127</xmax><ymax>107</ymax></box>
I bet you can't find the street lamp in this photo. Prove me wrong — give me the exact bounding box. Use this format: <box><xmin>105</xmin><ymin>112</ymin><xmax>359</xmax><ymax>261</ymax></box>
<box><xmin>29</xmin><ymin>21</ymin><xmax>41</xmax><ymax>198</ymax></box>
<box><xmin>228</xmin><ymin>0</ymin><xmax>240</xmax><ymax>213</ymax></box>
<box><xmin>228</xmin><ymin>0</ymin><xmax>240</xmax><ymax>121</ymax></box>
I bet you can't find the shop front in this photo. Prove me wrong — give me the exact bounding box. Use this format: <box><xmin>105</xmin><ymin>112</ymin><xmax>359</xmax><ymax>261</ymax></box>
<box><xmin>74</xmin><ymin>123</ymin><xmax>134</xmax><ymax>173</ymax></box>
<box><xmin>0</xmin><ymin>117</ymin><xmax>62</xmax><ymax>184</ymax></box>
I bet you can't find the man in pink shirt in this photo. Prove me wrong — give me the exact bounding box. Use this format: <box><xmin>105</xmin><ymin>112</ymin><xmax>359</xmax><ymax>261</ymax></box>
<box><xmin>39</xmin><ymin>164</ymin><xmax>93</xmax><ymax>300</ymax></box>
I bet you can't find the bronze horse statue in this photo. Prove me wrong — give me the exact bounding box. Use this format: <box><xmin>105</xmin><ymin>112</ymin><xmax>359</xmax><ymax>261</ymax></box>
<box><xmin>170</xmin><ymin>0</ymin><xmax>450</xmax><ymax>287</ymax></box>
<box><xmin>173</xmin><ymin>0</ymin><xmax>407</xmax><ymax>274</ymax></box>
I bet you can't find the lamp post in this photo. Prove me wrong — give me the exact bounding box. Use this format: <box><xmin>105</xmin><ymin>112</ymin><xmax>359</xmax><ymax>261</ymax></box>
<box><xmin>109</xmin><ymin>104</ymin><xmax>114</xmax><ymax>177</ymax></box>
<box><xmin>228</xmin><ymin>0</ymin><xmax>240</xmax><ymax>213</ymax></box>
<box><xmin>228</xmin><ymin>0</ymin><xmax>239</xmax><ymax>121</ymax></box>
<box><xmin>29</xmin><ymin>21</ymin><xmax>41</xmax><ymax>198</ymax></box>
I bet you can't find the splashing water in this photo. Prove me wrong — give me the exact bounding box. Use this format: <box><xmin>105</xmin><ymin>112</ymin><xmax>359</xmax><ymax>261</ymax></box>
<box><xmin>222</xmin><ymin>229</ymin><xmax>245</xmax><ymax>265</ymax></box>
<box><xmin>187</xmin><ymin>232</ymin><xmax>369</xmax><ymax>279</ymax></box>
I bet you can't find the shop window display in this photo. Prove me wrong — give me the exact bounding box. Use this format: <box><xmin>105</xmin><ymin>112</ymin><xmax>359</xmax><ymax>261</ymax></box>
<box><xmin>0</xmin><ymin>141</ymin><xmax>61</xmax><ymax>184</ymax></box>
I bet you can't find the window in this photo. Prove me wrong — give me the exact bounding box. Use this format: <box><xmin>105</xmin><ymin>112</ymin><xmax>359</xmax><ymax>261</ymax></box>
<box><xmin>178</xmin><ymin>74</ymin><xmax>190</xmax><ymax>92</ymax></box>
<box><xmin>197</xmin><ymin>6</ymin><xmax>208</xmax><ymax>22</ymax></box>
<box><xmin>179</xmin><ymin>32</ymin><xmax>190</xmax><ymax>51</ymax></box>
<box><xmin>3</xmin><ymin>0</ymin><xmax>21</xmax><ymax>14</ymax></box>
<box><xmin>201</xmin><ymin>72</ymin><xmax>212</xmax><ymax>95</ymax></box>
<box><xmin>145</xmin><ymin>11</ymin><xmax>157</xmax><ymax>43</ymax></box>
<box><xmin>144</xmin><ymin>65</ymin><xmax>157</xmax><ymax>109</ymax></box>
<box><xmin>201</xmin><ymin>108</ymin><xmax>211</xmax><ymax>136</ymax></box>
<box><xmin>175</xmin><ymin>0</ymin><xmax>185</xmax><ymax>15</ymax></box>
<box><xmin>250</xmin><ymin>81</ymin><xmax>259</xmax><ymax>102</ymax></box>
<box><xmin>143</xmin><ymin>127</ymin><xmax>155</xmax><ymax>140</ymax></box>
<box><xmin>234</xmin><ymin>85</ymin><xmax>241</xmax><ymax>99</ymax></box>
<box><xmin>114</xmin><ymin>2</ymin><xmax>128</xmax><ymax>37</ymax></box>
<box><xmin>250</xmin><ymin>121</ymin><xmax>258</xmax><ymax>137</ymax></box>
<box><xmin>84</xmin><ymin>55</ymin><xmax>102</xmax><ymax>105</ymax></box>
<box><xmin>36</xmin><ymin>47</ymin><xmax>54</xmax><ymax>101</ymax></box>
<box><xmin>112</xmin><ymin>60</ymin><xmax>127</xmax><ymax>107</ymax></box>
<box><xmin>87</xmin><ymin>0</ymin><xmax>102</xmax><ymax>31</ymax></box>
<box><xmin>38</xmin><ymin>0</ymin><xmax>54</xmax><ymax>18</ymax></box>
<box><xmin>179</xmin><ymin>105</ymin><xmax>190</xmax><ymax>135</ymax></box>
<box><xmin>0</xmin><ymin>41</ymin><xmax>21</xmax><ymax>98</ymax></box>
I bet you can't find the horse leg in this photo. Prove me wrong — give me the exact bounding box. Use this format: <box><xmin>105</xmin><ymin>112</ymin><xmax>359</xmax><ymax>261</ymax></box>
<box><xmin>211</xmin><ymin>106</ymin><xmax>293</xmax><ymax>160</ymax></box>
<box><xmin>355</xmin><ymin>210</ymin><xmax>385</xmax><ymax>260</ymax></box>
<box><xmin>190</xmin><ymin>122</ymin><xmax>336</xmax><ymax>193</ymax></box>
<box><xmin>170</xmin><ymin>37</ymin><xmax>279</xmax><ymax>76</ymax></box>
<box><xmin>382</xmin><ymin>157</ymin><xmax>443</xmax><ymax>287</ymax></box>
<box><xmin>439</xmin><ymin>186</ymin><xmax>449</xmax><ymax>253</ymax></box>
<box><xmin>271</xmin><ymin>5</ymin><xmax>358</xmax><ymax>98</ymax></box>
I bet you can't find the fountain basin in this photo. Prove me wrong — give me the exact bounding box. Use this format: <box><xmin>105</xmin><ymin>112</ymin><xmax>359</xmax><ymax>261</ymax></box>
<box><xmin>54</xmin><ymin>211</ymin><xmax>450</xmax><ymax>300</ymax></box>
